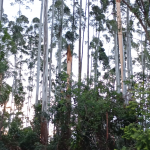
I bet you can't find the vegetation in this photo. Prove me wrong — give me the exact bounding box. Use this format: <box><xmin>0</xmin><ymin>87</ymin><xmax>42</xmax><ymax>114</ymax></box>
<box><xmin>0</xmin><ymin>0</ymin><xmax>150</xmax><ymax>150</ymax></box>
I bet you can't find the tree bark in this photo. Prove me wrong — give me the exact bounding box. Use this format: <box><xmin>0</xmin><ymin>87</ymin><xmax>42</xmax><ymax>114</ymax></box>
<box><xmin>58</xmin><ymin>0</ymin><xmax>64</xmax><ymax>74</ymax></box>
<box><xmin>116</xmin><ymin>0</ymin><xmax>126</xmax><ymax>100</ymax></box>
<box><xmin>41</xmin><ymin>0</ymin><xmax>48</xmax><ymax>145</ymax></box>
<box><xmin>35</xmin><ymin>0</ymin><xmax>43</xmax><ymax>105</ymax></box>
<box><xmin>113</xmin><ymin>3</ymin><xmax>120</xmax><ymax>93</ymax></box>
<box><xmin>122</xmin><ymin>0</ymin><xmax>150</xmax><ymax>45</ymax></box>
<box><xmin>42</xmin><ymin>0</ymin><xmax>48</xmax><ymax>112</ymax></box>
<box><xmin>87</xmin><ymin>0</ymin><xmax>90</xmax><ymax>82</ymax></box>
<box><xmin>0</xmin><ymin>0</ymin><xmax>3</xmax><ymax>21</ymax></box>
<box><xmin>106</xmin><ymin>112</ymin><xmax>108</xmax><ymax>141</ymax></box>
<box><xmin>78</xmin><ymin>0</ymin><xmax>82</xmax><ymax>82</ymax></box>
<box><xmin>48</xmin><ymin>0</ymin><xmax>55</xmax><ymax>102</ymax></box>
<box><xmin>126</xmin><ymin>0</ymin><xmax>132</xmax><ymax>78</ymax></box>
<box><xmin>126</xmin><ymin>0</ymin><xmax>133</xmax><ymax>103</ymax></box>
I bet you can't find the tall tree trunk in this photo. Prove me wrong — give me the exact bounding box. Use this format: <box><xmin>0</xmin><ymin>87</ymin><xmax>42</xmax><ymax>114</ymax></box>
<box><xmin>61</xmin><ymin>45</ymin><xmax>72</xmax><ymax>150</ymax></box>
<box><xmin>106</xmin><ymin>112</ymin><xmax>108</xmax><ymax>141</ymax></box>
<box><xmin>0</xmin><ymin>0</ymin><xmax>3</xmax><ymax>21</ymax></box>
<box><xmin>94</xmin><ymin>45</ymin><xmax>98</xmax><ymax>88</ymax></box>
<box><xmin>58</xmin><ymin>0</ymin><xmax>64</xmax><ymax>74</ymax></box>
<box><xmin>41</xmin><ymin>0</ymin><xmax>48</xmax><ymax>145</ymax></box>
<box><xmin>35</xmin><ymin>0</ymin><xmax>43</xmax><ymax>105</ymax></box>
<box><xmin>78</xmin><ymin>0</ymin><xmax>82</xmax><ymax>82</ymax></box>
<box><xmin>81</xmin><ymin>0</ymin><xmax>87</xmax><ymax>76</ymax></box>
<box><xmin>113</xmin><ymin>3</ymin><xmax>120</xmax><ymax>93</ymax></box>
<box><xmin>48</xmin><ymin>0</ymin><xmax>55</xmax><ymax>138</ymax></box>
<box><xmin>116</xmin><ymin>0</ymin><xmax>126</xmax><ymax>100</ymax></box>
<box><xmin>94</xmin><ymin>30</ymin><xmax>99</xmax><ymax>88</ymax></box>
<box><xmin>48</xmin><ymin>0</ymin><xmax>55</xmax><ymax>102</ymax></box>
<box><xmin>126</xmin><ymin>0</ymin><xmax>132</xmax><ymax>78</ymax></box>
<box><xmin>126</xmin><ymin>0</ymin><xmax>132</xmax><ymax>103</ymax></box>
<box><xmin>87</xmin><ymin>0</ymin><xmax>90</xmax><ymax>81</ymax></box>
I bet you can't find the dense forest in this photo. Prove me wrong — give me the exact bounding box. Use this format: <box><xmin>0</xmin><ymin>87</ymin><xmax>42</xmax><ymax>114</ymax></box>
<box><xmin>1</xmin><ymin>0</ymin><xmax>150</xmax><ymax>149</ymax></box>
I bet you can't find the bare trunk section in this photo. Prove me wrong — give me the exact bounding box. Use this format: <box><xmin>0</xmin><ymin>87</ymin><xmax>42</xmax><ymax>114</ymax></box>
<box><xmin>35</xmin><ymin>0</ymin><xmax>43</xmax><ymax>105</ymax></box>
<box><xmin>65</xmin><ymin>45</ymin><xmax>72</xmax><ymax>144</ymax></box>
<box><xmin>49</xmin><ymin>0</ymin><xmax>55</xmax><ymax>136</ymax></box>
<box><xmin>126</xmin><ymin>0</ymin><xmax>132</xmax><ymax>103</ymax></box>
<box><xmin>106</xmin><ymin>112</ymin><xmax>108</xmax><ymax>141</ymax></box>
<box><xmin>87</xmin><ymin>0</ymin><xmax>90</xmax><ymax>81</ymax></box>
<box><xmin>126</xmin><ymin>0</ymin><xmax>132</xmax><ymax>78</ymax></box>
<box><xmin>58</xmin><ymin>0</ymin><xmax>64</xmax><ymax>74</ymax></box>
<box><xmin>58</xmin><ymin>46</ymin><xmax>72</xmax><ymax>150</ymax></box>
<box><xmin>41</xmin><ymin>0</ymin><xmax>48</xmax><ymax>145</ymax></box>
<box><xmin>81</xmin><ymin>0</ymin><xmax>87</xmax><ymax>76</ymax></box>
<box><xmin>42</xmin><ymin>0</ymin><xmax>48</xmax><ymax>112</ymax></box>
<box><xmin>48</xmin><ymin>0</ymin><xmax>55</xmax><ymax>102</ymax></box>
<box><xmin>94</xmin><ymin>46</ymin><xmax>98</xmax><ymax>88</ymax></box>
<box><xmin>78</xmin><ymin>0</ymin><xmax>82</xmax><ymax>82</ymax></box>
<box><xmin>67</xmin><ymin>45</ymin><xmax>72</xmax><ymax>86</ymax></box>
<box><xmin>116</xmin><ymin>0</ymin><xmax>126</xmax><ymax>100</ymax></box>
<box><xmin>113</xmin><ymin>3</ymin><xmax>120</xmax><ymax>93</ymax></box>
<box><xmin>0</xmin><ymin>0</ymin><xmax>3</xmax><ymax>21</ymax></box>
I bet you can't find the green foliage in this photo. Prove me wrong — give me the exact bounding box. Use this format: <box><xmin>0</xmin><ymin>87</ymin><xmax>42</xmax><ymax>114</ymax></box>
<box><xmin>0</xmin><ymin>141</ymin><xmax>8</xmax><ymax>150</ymax></box>
<box><xmin>123</xmin><ymin>123</ymin><xmax>150</xmax><ymax>150</ymax></box>
<box><xmin>20</xmin><ymin>129</ymin><xmax>39</xmax><ymax>150</ymax></box>
<box><xmin>121</xmin><ymin>74</ymin><xmax>150</xmax><ymax>150</ymax></box>
<box><xmin>2</xmin><ymin>0</ymin><xmax>150</xmax><ymax>150</ymax></box>
<box><xmin>0</xmin><ymin>83</ymin><xmax>11</xmax><ymax>105</ymax></box>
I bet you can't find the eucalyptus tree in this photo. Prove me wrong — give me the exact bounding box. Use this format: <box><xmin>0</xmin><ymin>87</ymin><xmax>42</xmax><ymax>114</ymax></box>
<box><xmin>81</xmin><ymin>0</ymin><xmax>87</xmax><ymax>78</ymax></box>
<box><xmin>35</xmin><ymin>0</ymin><xmax>43</xmax><ymax>105</ymax></box>
<box><xmin>126</xmin><ymin>0</ymin><xmax>132</xmax><ymax>79</ymax></box>
<box><xmin>0</xmin><ymin>0</ymin><xmax>3</xmax><ymax>21</ymax></box>
<box><xmin>89</xmin><ymin>4</ymin><xmax>107</xmax><ymax>87</ymax></box>
<box><xmin>112</xmin><ymin>1</ymin><xmax>120</xmax><ymax>93</ymax></box>
<box><xmin>25</xmin><ymin>19</ymin><xmax>39</xmax><ymax>125</ymax></box>
<box><xmin>122</xmin><ymin>0</ymin><xmax>150</xmax><ymax>44</ymax></box>
<box><xmin>48</xmin><ymin>0</ymin><xmax>54</xmax><ymax>102</ymax></box>
<box><xmin>87</xmin><ymin>0</ymin><xmax>90</xmax><ymax>81</ymax></box>
<box><xmin>78</xmin><ymin>0</ymin><xmax>82</xmax><ymax>82</ymax></box>
<box><xmin>0</xmin><ymin>22</ymin><xmax>14</xmax><ymax>139</ymax></box>
<box><xmin>58</xmin><ymin>0</ymin><xmax>64</xmax><ymax>74</ymax></box>
<box><xmin>116</xmin><ymin>0</ymin><xmax>127</xmax><ymax>101</ymax></box>
<box><xmin>90</xmin><ymin>37</ymin><xmax>109</xmax><ymax>87</ymax></box>
<box><xmin>41</xmin><ymin>0</ymin><xmax>48</xmax><ymax>145</ymax></box>
<box><xmin>8</xmin><ymin>15</ymin><xmax>29</xmax><ymax>116</ymax></box>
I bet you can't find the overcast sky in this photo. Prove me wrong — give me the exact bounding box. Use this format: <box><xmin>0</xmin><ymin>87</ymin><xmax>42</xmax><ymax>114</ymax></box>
<box><xmin>4</xmin><ymin>0</ymin><xmax>41</xmax><ymax>22</ymax></box>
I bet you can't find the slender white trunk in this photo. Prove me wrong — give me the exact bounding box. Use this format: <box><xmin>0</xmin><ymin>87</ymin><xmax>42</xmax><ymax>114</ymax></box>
<box><xmin>78</xmin><ymin>0</ymin><xmax>82</xmax><ymax>82</ymax></box>
<box><xmin>126</xmin><ymin>0</ymin><xmax>132</xmax><ymax>103</ymax></box>
<box><xmin>90</xmin><ymin>50</ymin><xmax>92</xmax><ymax>78</ymax></box>
<box><xmin>81</xmin><ymin>0</ymin><xmax>87</xmax><ymax>74</ymax></box>
<box><xmin>122</xmin><ymin>38</ymin><xmax>127</xmax><ymax>96</ymax></box>
<box><xmin>114</xmin><ymin>31</ymin><xmax>120</xmax><ymax>93</ymax></box>
<box><xmin>42</xmin><ymin>0</ymin><xmax>48</xmax><ymax>112</ymax></box>
<box><xmin>58</xmin><ymin>0</ymin><xmax>64</xmax><ymax>74</ymax></box>
<box><xmin>87</xmin><ymin>0</ymin><xmax>89</xmax><ymax>81</ymax></box>
<box><xmin>35</xmin><ymin>0</ymin><xmax>43</xmax><ymax>105</ymax></box>
<box><xmin>0</xmin><ymin>0</ymin><xmax>3</xmax><ymax>21</ymax></box>
<box><xmin>48</xmin><ymin>0</ymin><xmax>55</xmax><ymax>101</ymax></box>
<box><xmin>94</xmin><ymin>47</ymin><xmax>98</xmax><ymax>88</ymax></box>
<box><xmin>116</xmin><ymin>0</ymin><xmax>126</xmax><ymax>100</ymax></box>
<box><xmin>127</xmin><ymin>0</ymin><xmax>132</xmax><ymax>78</ymax></box>
<box><xmin>113</xmin><ymin>3</ymin><xmax>120</xmax><ymax>93</ymax></box>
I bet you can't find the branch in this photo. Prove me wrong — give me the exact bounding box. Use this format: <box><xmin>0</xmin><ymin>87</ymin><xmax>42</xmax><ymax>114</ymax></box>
<box><xmin>136</xmin><ymin>0</ymin><xmax>144</xmax><ymax>15</ymax></box>
<box><xmin>122</xmin><ymin>0</ymin><xmax>150</xmax><ymax>44</ymax></box>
